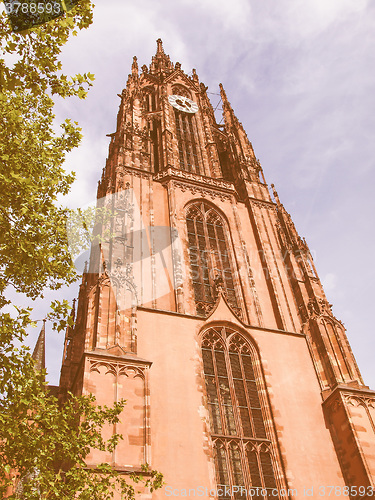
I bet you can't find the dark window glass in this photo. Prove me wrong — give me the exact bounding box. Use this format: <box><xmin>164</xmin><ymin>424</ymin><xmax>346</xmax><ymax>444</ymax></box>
<box><xmin>174</xmin><ymin>109</ymin><xmax>201</xmax><ymax>174</ymax></box>
<box><xmin>202</xmin><ymin>328</ymin><xmax>278</xmax><ymax>500</ymax></box>
<box><xmin>186</xmin><ymin>203</ymin><xmax>240</xmax><ymax>317</ymax></box>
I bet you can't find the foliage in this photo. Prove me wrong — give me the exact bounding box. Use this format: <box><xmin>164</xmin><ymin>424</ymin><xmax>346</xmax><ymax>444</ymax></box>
<box><xmin>0</xmin><ymin>351</ymin><xmax>163</xmax><ymax>498</ymax></box>
<box><xmin>0</xmin><ymin>4</ymin><xmax>163</xmax><ymax>498</ymax></box>
<box><xmin>0</xmin><ymin>0</ymin><xmax>95</xmax><ymax>305</ymax></box>
<box><xmin>0</xmin><ymin>312</ymin><xmax>163</xmax><ymax>498</ymax></box>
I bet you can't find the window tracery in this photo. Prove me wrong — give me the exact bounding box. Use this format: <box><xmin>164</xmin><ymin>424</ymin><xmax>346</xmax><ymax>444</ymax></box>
<box><xmin>143</xmin><ymin>87</ymin><xmax>157</xmax><ymax>112</ymax></box>
<box><xmin>174</xmin><ymin>109</ymin><xmax>201</xmax><ymax>174</ymax></box>
<box><xmin>201</xmin><ymin>327</ymin><xmax>279</xmax><ymax>499</ymax></box>
<box><xmin>186</xmin><ymin>202</ymin><xmax>241</xmax><ymax>317</ymax></box>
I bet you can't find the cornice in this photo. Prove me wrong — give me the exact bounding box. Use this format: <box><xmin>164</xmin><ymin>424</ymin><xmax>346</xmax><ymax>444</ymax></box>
<box><xmin>322</xmin><ymin>383</ymin><xmax>375</xmax><ymax>406</ymax></box>
<box><xmin>154</xmin><ymin>167</ymin><xmax>236</xmax><ymax>193</ymax></box>
<box><xmin>136</xmin><ymin>306</ymin><xmax>305</xmax><ymax>338</ymax></box>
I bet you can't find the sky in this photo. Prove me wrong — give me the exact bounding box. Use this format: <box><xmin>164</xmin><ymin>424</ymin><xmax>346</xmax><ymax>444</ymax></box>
<box><xmin>21</xmin><ymin>0</ymin><xmax>375</xmax><ymax>388</ymax></box>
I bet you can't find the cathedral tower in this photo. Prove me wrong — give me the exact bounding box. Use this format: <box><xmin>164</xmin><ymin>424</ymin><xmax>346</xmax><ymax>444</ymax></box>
<box><xmin>59</xmin><ymin>40</ymin><xmax>375</xmax><ymax>498</ymax></box>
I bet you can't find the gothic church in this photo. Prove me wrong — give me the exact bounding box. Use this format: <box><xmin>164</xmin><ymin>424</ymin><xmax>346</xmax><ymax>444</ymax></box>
<box><xmin>58</xmin><ymin>40</ymin><xmax>375</xmax><ymax>499</ymax></box>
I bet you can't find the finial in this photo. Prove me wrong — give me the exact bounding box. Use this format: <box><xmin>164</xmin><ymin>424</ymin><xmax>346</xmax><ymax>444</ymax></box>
<box><xmin>141</xmin><ymin>64</ymin><xmax>148</xmax><ymax>74</ymax></box>
<box><xmin>132</xmin><ymin>55</ymin><xmax>138</xmax><ymax>76</ymax></box>
<box><xmin>270</xmin><ymin>183</ymin><xmax>281</xmax><ymax>205</ymax></box>
<box><xmin>219</xmin><ymin>83</ymin><xmax>228</xmax><ymax>101</ymax></box>
<box><xmin>175</xmin><ymin>61</ymin><xmax>181</xmax><ymax>70</ymax></box>
<box><xmin>156</xmin><ymin>38</ymin><xmax>164</xmax><ymax>54</ymax></box>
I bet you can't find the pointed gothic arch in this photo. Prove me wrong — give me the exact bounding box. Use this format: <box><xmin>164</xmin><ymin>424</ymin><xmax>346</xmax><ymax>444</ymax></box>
<box><xmin>185</xmin><ymin>201</ymin><xmax>242</xmax><ymax>318</ymax></box>
<box><xmin>172</xmin><ymin>94</ymin><xmax>201</xmax><ymax>173</ymax></box>
<box><xmin>200</xmin><ymin>325</ymin><xmax>282</xmax><ymax>499</ymax></box>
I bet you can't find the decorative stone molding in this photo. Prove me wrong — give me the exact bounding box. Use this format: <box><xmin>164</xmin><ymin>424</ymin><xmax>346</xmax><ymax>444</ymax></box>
<box><xmin>154</xmin><ymin>166</ymin><xmax>235</xmax><ymax>193</ymax></box>
<box><xmin>173</xmin><ymin>181</ymin><xmax>232</xmax><ymax>201</ymax></box>
<box><xmin>117</xmin><ymin>166</ymin><xmax>152</xmax><ymax>179</ymax></box>
<box><xmin>344</xmin><ymin>394</ymin><xmax>375</xmax><ymax>409</ymax></box>
<box><xmin>88</xmin><ymin>357</ymin><xmax>149</xmax><ymax>380</ymax></box>
<box><xmin>250</xmin><ymin>199</ymin><xmax>276</xmax><ymax>210</ymax></box>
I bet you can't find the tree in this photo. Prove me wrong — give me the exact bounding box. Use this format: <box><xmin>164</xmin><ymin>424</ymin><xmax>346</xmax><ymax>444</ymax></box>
<box><xmin>0</xmin><ymin>4</ymin><xmax>163</xmax><ymax>498</ymax></box>
<box><xmin>0</xmin><ymin>329</ymin><xmax>163</xmax><ymax>498</ymax></box>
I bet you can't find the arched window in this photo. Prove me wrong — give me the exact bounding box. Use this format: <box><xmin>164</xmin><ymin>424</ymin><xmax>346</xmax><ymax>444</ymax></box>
<box><xmin>202</xmin><ymin>327</ymin><xmax>279</xmax><ymax>499</ymax></box>
<box><xmin>186</xmin><ymin>202</ymin><xmax>241</xmax><ymax>318</ymax></box>
<box><xmin>143</xmin><ymin>87</ymin><xmax>157</xmax><ymax>112</ymax></box>
<box><xmin>174</xmin><ymin>109</ymin><xmax>201</xmax><ymax>174</ymax></box>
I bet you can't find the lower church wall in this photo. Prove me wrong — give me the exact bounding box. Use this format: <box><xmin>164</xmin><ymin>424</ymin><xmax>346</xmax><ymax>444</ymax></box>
<box><xmin>134</xmin><ymin>310</ymin><xmax>347</xmax><ymax>498</ymax></box>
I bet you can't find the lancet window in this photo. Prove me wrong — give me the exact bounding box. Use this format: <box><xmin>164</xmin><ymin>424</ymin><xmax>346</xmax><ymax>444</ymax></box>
<box><xmin>186</xmin><ymin>202</ymin><xmax>241</xmax><ymax>317</ymax></box>
<box><xmin>174</xmin><ymin>109</ymin><xmax>201</xmax><ymax>174</ymax></box>
<box><xmin>143</xmin><ymin>87</ymin><xmax>157</xmax><ymax>112</ymax></box>
<box><xmin>201</xmin><ymin>327</ymin><xmax>279</xmax><ymax>499</ymax></box>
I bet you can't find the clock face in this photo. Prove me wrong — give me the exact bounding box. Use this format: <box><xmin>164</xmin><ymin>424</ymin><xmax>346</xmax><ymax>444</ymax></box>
<box><xmin>168</xmin><ymin>95</ymin><xmax>198</xmax><ymax>113</ymax></box>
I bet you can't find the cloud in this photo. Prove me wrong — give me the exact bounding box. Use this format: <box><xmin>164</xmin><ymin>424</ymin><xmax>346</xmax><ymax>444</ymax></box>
<box><xmin>322</xmin><ymin>273</ymin><xmax>337</xmax><ymax>292</ymax></box>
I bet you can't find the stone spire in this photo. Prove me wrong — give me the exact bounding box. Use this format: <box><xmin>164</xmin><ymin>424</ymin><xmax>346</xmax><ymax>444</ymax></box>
<box><xmin>32</xmin><ymin>320</ymin><xmax>46</xmax><ymax>372</ymax></box>
<box><xmin>150</xmin><ymin>38</ymin><xmax>174</xmax><ymax>75</ymax></box>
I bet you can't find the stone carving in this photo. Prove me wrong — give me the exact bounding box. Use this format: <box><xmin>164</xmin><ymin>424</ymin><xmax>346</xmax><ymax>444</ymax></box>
<box><xmin>345</xmin><ymin>394</ymin><xmax>375</xmax><ymax>409</ymax></box>
<box><xmin>250</xmin><ymin>199</ymin><xmax>277</xmax><ymax>212</ymax></box>
<box><xmin>117</xmin><ymin>166</ymin><xmax>152</xmax><ymax>179</ymax></box>
<box><xmin>89</xmin><ymin>358</ymin><xmax>147</xmax><ymax>380</ymax></box>
<box><xmin>154</xmin><ymin>166</ymin><xmax>235</xmax><ymax>192</ymax></box>
<box><xmin>174</xmin><ymin>181</ymin><xmax>232</xmax><ymax>202</ymax></box>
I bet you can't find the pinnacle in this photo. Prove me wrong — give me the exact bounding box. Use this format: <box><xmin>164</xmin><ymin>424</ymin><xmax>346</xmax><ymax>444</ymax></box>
<box><xmin>156</xmin><ymin>38</ymin><xmax>164</xmax><ymax>54</ymax></box>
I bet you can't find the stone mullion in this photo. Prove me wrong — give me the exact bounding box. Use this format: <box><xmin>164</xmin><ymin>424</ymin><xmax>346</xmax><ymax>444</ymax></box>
<box><xmin>189</xmin><ymin>115</ymin><xmax>203</xmax><ymax>175</ymax></box>
<box><xmin>224</xmin><ymin>342</ymin><xmax>243</xmax><ymax>441</ymax></box>
<box><xmin>178</xmin><ymin>112</ymin><xmax>189</xmax><ymax>171</ymax></box>
<box><xmin>213</xmin><ymin>220</ymin><xmax>225</xmax><ymax>288</ymax></box>
<box><xmin>212</xmin><ymin>345</ymin><xmax>228</xmax><ymax>437</ymax></box>
<box><xmin>222</xmin><ymin>441</ymin><xmax>234</xmax><ymax>499</ymax></box>
<box><xmin>255</xmin><ymin>444</ymin><xmax>268</xmax><ymax>498</ymax></box>
<box><xmin>202</xmin><ymin>211</ymin><xmax>216</xmax><ymax>296</ymax></box>
<box><xmin>193</xmin><ymin>215</ymin><xmax>206</xmax><ymax>303</ymax></box>
<box><xmin>160</xmin><ymin>91</ymin><xmax>173</xmax><ymax>170</ymax></box>
<box><xmin>194</xmin><ymin>104</ymin><xmax>211</xmax><ymax>177</ymax></box>
<box><xmin>185</xmin><ymin>116</ymin><xmax>194</xmax><ymax>172</ymax></box>
<box><xmin>238</xmin><ymin>441</ymin><xmax>252</xmax><ymax>496</ymax></box>
<box><xmin>238</xmin><ymin>350</ymin><xmax>256</xmax><ymax>440</ymax></box>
